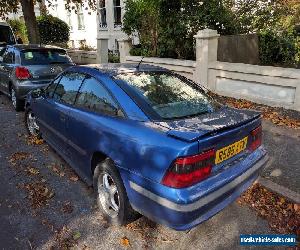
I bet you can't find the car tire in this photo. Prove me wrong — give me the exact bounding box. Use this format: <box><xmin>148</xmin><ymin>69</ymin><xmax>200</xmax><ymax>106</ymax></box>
<box><xmin>10</xmin><ymin>88</ymin><xmax>24</xmax><ymax>111</ymax></box>
<box><xmin>25</xmin><ymin>109</ymin><xmax>41</xmax><ymax>138</ymax></box>
<box><xmin>93</xmin><ymin>158</ymin><xmax>139</xmax><ymax>226</ymax></box>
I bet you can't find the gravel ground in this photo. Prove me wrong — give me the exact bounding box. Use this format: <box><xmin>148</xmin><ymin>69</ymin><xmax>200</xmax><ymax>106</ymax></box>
<box><xmin>0</xmin><ymin>94</ymin><xmax>279</xmax><ymax>250</ymax></box>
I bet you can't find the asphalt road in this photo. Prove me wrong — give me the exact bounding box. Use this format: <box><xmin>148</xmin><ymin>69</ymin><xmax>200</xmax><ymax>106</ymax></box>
<box><xmin>0</xmin><ymin>94</ymin><xmax>278</xmax><ymax>250</ymax></box>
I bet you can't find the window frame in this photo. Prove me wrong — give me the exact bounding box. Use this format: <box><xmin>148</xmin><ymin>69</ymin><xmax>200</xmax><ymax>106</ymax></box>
<box><xmin>44</xmin><ymin>75</ymin><xmax>63</xmax><ymax>99</ymax></box>
<box><xmin>99</xmin><ymin>0</ymin><xmax>107</xmax><ymax>29</ymax></box>
<box><xmin>77</xmin><ymin>5</ymin><xmax>85</xmax><ymax>30</ymax></box>
<box><xmin>74</xmin><ymin>74</ymin><xmax>126</xmax><ymax>118</ymax></box>
<box><xmin>50</xmin><ymin>72</ymin><xmax>86</xmax><ymax>106</ymax></box>
<box><xmin>113</xmin><ymin>0</ymin><xmax>122</xmax><ymax>29</ymax></box>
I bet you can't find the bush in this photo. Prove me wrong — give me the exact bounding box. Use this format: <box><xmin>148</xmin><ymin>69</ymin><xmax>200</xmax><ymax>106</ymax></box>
<box><xmin>37</xmin><ymin>15</ymin><xmax>70</xmax><ymax>45</ymax></box>
<box><xmin>258</xmin><ymin>30</ymin><xmax>298</xmax><ymax>67</ymax></box>
<box><xmin>108</xmin><ymin>51</ymin><xmax>120</xmax><ymax>63</ymax></box>
<box><xmin>7</xmin><ymin>19</ymin><xmax>28</xmax><ymax>43</ymax></box>
<box><xmin>129</xmin><ymin>45</ymin><xmax>152</xmax><ymax>57</ymax></box>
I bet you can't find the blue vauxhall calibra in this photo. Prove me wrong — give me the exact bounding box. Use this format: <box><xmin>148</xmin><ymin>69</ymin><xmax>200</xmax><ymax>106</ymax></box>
<box><xmin>24</xmin><ymin>64</ymin><xmax>269</xmax><ymax>230</ymax></box>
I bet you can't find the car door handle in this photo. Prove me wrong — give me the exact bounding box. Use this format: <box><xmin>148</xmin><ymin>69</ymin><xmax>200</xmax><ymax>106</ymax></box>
<box><xmin>59</xmin><ymin>114</ymin><xmax>66</xmax><ymax>122</ymax></box>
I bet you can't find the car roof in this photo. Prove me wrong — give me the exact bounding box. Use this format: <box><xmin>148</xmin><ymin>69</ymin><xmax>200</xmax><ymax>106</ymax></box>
<box><xmin>8</xmin><ymin>44</ymin><xmax>66</xmax><ymax>51</ymax></box>
<box><xmin>82</xmin><ymin>63</ymin><xmax>169</xmax><ymax>76</ymax></box>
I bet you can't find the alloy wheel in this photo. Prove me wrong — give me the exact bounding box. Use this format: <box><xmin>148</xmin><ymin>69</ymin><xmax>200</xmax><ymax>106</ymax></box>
<box><xmin>11</xmin><ymin>88</ymin><xmax>17</xmax><ymax>108</ymax></box>
<box><xmin>97</xmin><ymin>172</ymin><xmax>120</xmax><ymax>218</ymax></box>
<box><xmin>27</xmin><ymin>111</ymin><xmax>40</xmax><ymax>136</ymax></box>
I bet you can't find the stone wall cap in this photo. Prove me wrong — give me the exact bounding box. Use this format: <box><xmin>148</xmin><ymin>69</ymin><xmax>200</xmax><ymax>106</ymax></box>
<box><xmin>194</xmin><ymin>29</ymin><xmax>220</xmax><ymax>39</ymax></box>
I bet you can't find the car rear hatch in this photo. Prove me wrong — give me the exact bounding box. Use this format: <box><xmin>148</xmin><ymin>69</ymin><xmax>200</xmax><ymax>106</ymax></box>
<box><xmin>156</xmin><ymin>106</ymin><xmax>262</xmax><ymax>170</ymax></box>
<box><xmin>25</xmin><ymin>64</ymin><xmax>72</xmax><ymax>84</ymax></box>
<box><xmin>19</xmin><ymin>48</ymin><xmax>73</xmax><ymax>84</ymax></box>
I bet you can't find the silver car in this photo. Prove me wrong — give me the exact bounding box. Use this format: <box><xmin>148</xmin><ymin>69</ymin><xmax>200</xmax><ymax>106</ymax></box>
<box><xmin>0</xmin><ymin>44</ymin><xmax>74</xmax><ymax>111</ymax></box>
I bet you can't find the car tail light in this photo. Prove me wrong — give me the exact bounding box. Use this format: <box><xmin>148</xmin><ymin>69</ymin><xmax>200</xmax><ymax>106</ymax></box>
<box><xmin>15</xmin><ymin>66</ymin><xmax>31</xmax><ymax>80</ymax></box>
<box><xmin>250</xmin><ymin>125</ymin><xmax>262</xmax><ymax>151</ymax></box>
<box><xmin>161</xmin><ymin>149</ymin><xmax>215</xmax><ymax>188</ymax></box>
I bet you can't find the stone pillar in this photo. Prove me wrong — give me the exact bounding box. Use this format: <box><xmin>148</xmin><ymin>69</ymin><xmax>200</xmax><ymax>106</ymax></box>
<box><xmin>97</xmin><ymin>37</ymin><xmax>109</xmax><ymax>64</ymax></box>
<box><xmin>194</xmin><ymin>29</ymin><xmax>219</xmax><ymax>87</ymax></box>
<box><xmin>118</xmin><ymin>38</ymin><xmax>132</xmax><ymax>63</ymax></box>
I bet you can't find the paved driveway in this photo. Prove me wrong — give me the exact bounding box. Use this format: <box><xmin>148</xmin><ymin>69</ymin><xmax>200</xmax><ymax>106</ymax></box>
<box><xmin>0</xmin><ymin>94</ymin><xmax>278</xmax><ymax>250</ymax></box>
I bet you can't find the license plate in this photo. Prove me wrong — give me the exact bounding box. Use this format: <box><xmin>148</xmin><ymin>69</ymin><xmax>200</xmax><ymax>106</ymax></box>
<box><xmin>215</xmin><ymin>137</ymin><xmax>248</xmax><ymax>164</ymax></box>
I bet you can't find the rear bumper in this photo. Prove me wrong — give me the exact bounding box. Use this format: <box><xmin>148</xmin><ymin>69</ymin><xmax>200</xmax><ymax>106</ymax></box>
<box><xmin>122</xmin><ymin>148</ymin><xmax>269</xmax><ymax>230</ymax></box>
<box><xmin>14</xmin><ymin>82</ymin><xmax>50</xmax><ymax>99</ymax></box>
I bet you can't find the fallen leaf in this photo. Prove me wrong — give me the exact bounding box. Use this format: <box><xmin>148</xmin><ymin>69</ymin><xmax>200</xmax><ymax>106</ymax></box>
<box><xmin>69</xmin><ymin>175</ymin><xmax>79</xmax><ymax>182</ymax></box>
<box><xmin>120</xmin><ymin>237</ymin><xmax>130</xmax><ymax>247</ymax></box>
<box><xmin>72</xmin><ymin>231</ymin><xmax>81</xmax><ymax>240</ymax></box>
<box><xmin>61</xmin><ymin>201</ymin><xmax>73</xmax><ymax>214</ymax></box>
<box><xmin>26</xmin><ymin>167</ymin><xmax>40</xmax><ymax>175</ymax></box>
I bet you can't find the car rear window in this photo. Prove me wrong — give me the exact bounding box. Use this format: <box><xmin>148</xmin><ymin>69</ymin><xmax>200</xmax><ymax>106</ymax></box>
<box><xmin>115</xmin><ymin>71</ymin><xmax>220</xmax><ymax>119</ymax></box>
<box><xmin>20</xmin><ymin>49</ymin><xmax>72</xmax><ymax>65</ymax></box>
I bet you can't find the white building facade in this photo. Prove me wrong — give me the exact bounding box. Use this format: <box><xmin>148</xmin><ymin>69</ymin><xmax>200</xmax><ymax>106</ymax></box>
<box><xmin>97</xmin><ymin>0</ymin><xmax>128</xmax><ymax>52</ymax></box>
<box><xmin>1</xmin><ymin>0</ymin><xmax>131</xmax><ymax>52</ymax></box>
<box><xmin>47</xmin><ymin>0</ymin><xmax>98</xmax><ymax>49</ymax></box>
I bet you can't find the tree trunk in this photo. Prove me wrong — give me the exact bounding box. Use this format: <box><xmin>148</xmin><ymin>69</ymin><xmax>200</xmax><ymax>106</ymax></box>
<box><xmin>20</xmin><ymin>0</ymin><xmax>40</xmax><ymax>44</ymax></box>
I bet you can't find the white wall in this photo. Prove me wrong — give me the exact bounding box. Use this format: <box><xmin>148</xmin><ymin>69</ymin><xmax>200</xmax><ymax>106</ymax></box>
<box><xmin>47</xmin><ymin>0</ymin><xmax>97</xmax><ymax>49</ymax></box>
<box><xmin>118</xmin><ymin>34</ymin><xmax>300</xmax><ymax>112</ymax></box>
<box><xmin>208</xmin><ymin>61</ymin><xmax>300</xmax><ymax>110</ymax></box>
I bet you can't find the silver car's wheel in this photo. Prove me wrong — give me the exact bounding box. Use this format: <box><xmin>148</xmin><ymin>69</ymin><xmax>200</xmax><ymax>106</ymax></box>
<box><xmin>11</xmin><ymin>88</ymin><xmax>17</xmax><ymax>108</ymax></box>
<box><xmin>26</xmin><ymin>111</ymin><xmax>40</xmax><ymax>136</ymax></box>
<box><xmin>97</xmin><ymin>172</ymin><xmax>120</xmax><ymax>218</ymax></box>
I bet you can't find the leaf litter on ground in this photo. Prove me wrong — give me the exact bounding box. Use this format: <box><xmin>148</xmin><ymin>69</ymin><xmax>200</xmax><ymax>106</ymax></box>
<box><xmin>8</xmin><ymin>152</ymin><xmax>30</xmax><ymax>166</ymax></box>
<box><xmin>211</xmin><ymin>93</ymin><xmax>300</xmax><ymax>129</ymax></box>
<box><xmin>18</xmin><ymin>181</ymin><xmax>55</xmax><ymax>209</ymax></box>
<box><xmin>237</xmin><ymin>183</ymin><xmax>300</xmax><ymax>246</ymax></box>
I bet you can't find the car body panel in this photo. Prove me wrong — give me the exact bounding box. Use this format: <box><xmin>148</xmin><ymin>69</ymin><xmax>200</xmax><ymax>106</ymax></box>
<box><xmin>26</xmin><ymin>64</ymin><xmax>269</xmax><ymax>230</ymax></box>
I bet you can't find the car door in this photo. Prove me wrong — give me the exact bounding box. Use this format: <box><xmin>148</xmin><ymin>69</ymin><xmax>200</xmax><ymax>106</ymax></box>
<box><xmin>0</xmin><ymin>47</ymin><xmax>9</xmax><ymax>94</ymax></box>
<box><xmin>64</xmin><ymin>75</ymin><xmax>124</xmax><ymax>178</ymax></box>
<box><xmin>34</xmin><ymin>72</ymin><xmax>85</xmax><ymax>155</ymax></box>
<box><xmin>1</xmin><ymin>47</ymin><xmax>16</xmax><ymax>94</ymax></box>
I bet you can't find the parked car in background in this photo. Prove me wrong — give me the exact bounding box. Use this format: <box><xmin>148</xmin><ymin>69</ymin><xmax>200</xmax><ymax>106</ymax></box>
<box><xmin>0</xmin><ymin>22</ymin><xmax>16</xmax><ymax>50</ymax></box>
<box><xmin>24</xmin><ymin>64</ymin><xmax>269</xmax><ymax>230</ymax></box>
<box><xmin>0</xmin><ymin>44</ymin><xmax>74</xmax><ymax>111</ymax></box>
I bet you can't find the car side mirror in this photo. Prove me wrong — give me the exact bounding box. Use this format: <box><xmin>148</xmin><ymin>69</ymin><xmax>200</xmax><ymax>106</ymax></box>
<box><xmin>31</xmin><ymin>88</ymin><xmax>45</xmax><ymax>98</ymax></box>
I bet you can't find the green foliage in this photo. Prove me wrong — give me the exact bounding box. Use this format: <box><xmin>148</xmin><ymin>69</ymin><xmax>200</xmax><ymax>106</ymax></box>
<box><xmin>129</xmin><ymin>46</ymin><xmax>152</xmax><ymax>57</ymax></box>
<box><xmin>37</xmin><ymin>15</ymin><xmax>70</xmax><ymax>45</ymax></box>
<box><xmin>258</xmin><ymin>30</ymin><xmax>298</xmax><ymax>67</ymax></box>
<box><xmin>123</xmin><ymin>0</ymin><xmax>300</xmax><ymax>66</ymax></box>
<box><xmin>123</xmin><ymin>0</ymin><xmax>160</xmax><ymax>56</ymax></box>
<box><xmin>108</xmin><ymin>51</ymin><xmax>120</xmax><ymax>63</ymax></box>
<box><xmin>7</xmin><ymin>19</ymin><xmax>28</xmax><ymax>43</ymax></box>
<box><xmin>124</xmin><ymin>0</ymin><xmax>240</xmax><ymax>59</ymax></box>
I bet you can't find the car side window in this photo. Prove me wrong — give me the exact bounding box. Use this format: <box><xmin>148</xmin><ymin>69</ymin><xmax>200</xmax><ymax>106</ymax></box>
<box><xmin>45</xmin><ymin>76</ymin><xmax>62</xmax><ymax>98</ymax></box>
<box><xmin>3</xmin><ymin>49</ymin><xmax>14</xmax><ymax>64</ymax></box>
<box><xmin>53</xmin><ymin>72</ymin><xmax>85</xmax><ymax>105</ymax></box>
<box><xmin>75</xmin><ymin>76</ymin><xmax>123</xmax><ymax>117</ymax></box>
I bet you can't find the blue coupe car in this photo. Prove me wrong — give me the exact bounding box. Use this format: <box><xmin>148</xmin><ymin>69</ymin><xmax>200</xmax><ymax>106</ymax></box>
<box><xmin>25</xmin><ymin>64</ymin><xmax>269</xmax><ymax>230</ymax></box>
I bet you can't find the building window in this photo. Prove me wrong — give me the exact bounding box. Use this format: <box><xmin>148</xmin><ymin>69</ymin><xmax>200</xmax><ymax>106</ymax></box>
<box><xmin>77</xmin><ymin>5</ymin><xmax>85</xmax><ymax>30</ymax></box>
<box><xmin>66</xmin><ymin>11</ymin><xmax>73</xmax><ymax>31</ymax></box>
<box><xmin>99</xmin><ymin>0</ymin><xmax>107</xmax><ymax>29</ymax></box>
<box><xmin>113</xmin><ymin>0</ymin><xmax>122</xmax><ymax>28</ymax></box>
<box><xmin>114</xmin><ymin>39</ymin><xmax>119</xmax><ymax>53</ymax></box>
